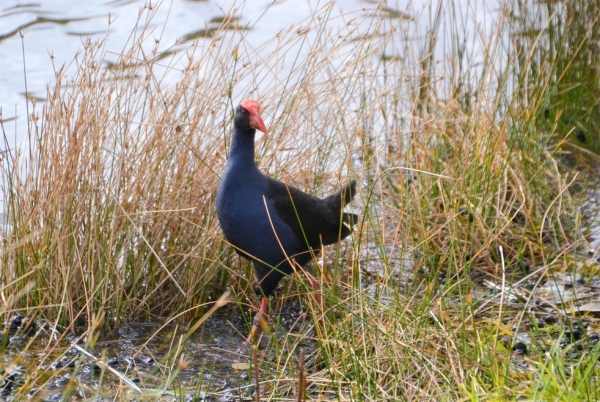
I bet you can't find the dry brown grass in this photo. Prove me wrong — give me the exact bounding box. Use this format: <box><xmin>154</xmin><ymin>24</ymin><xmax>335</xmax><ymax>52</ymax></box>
<box><xmin>0</xmin><ymin>0</ymin><xmax>595</xmax><ymax>400</ymax></box>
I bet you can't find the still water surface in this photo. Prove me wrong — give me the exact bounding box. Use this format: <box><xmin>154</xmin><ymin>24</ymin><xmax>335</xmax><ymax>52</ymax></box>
<box><xmin>0</xmin><ymin>0</ymin><xmax>500</xmax><ymax>147</ymax></box>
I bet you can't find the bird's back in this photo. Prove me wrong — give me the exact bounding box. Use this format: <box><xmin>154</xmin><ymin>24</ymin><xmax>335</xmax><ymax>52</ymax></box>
<box><xmin>266</xmin><ymin>178</ymin><xmax>357</xmax><ymax>251</ymax></box>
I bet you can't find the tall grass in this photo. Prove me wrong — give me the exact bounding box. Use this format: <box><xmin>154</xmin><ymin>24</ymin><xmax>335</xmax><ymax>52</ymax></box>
<box><xmin>0</xmin><ymin>0</ymin><xmax>598</xmax><ymax>399</ymax></box>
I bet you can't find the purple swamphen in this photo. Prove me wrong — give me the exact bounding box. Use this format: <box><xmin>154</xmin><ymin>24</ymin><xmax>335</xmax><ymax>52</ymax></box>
<box><xmin>216</xmin><ymin>99</ymin><xmax>357</xmax><ymax>343</ymax></box>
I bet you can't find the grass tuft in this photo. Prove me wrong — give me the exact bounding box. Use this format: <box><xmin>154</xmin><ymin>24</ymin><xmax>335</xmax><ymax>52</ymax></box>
<box><xmin>1</xmin><ymin>0</ymin><xmax>599</xmax><ymax>399</ymax></box>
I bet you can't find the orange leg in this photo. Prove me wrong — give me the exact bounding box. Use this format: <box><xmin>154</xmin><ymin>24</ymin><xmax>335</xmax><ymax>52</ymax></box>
<box><xmin>245</xmin><ymin>277</ymin><xmax>324</xmax><ymax>344</ymax></box>
<box><xmin>307</xmin><ymin>276</ymin><xmax>326</xmax><ymax>340</ymax></box>
<box><xmin>308</xmin><ymin>277</ymin><xmax>324</xmax><ymax>309</ymax></box>
<box><xmin>245</xmin><ymin>297</ymin><xmax>270</xmax><ymax>344</ymax></box>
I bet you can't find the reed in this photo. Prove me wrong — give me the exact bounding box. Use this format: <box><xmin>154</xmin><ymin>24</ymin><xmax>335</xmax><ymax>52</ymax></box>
<box><xmin>0</xmin><ymin>0</ymin><xmax>598</xmax><ymax>400</ymax></box>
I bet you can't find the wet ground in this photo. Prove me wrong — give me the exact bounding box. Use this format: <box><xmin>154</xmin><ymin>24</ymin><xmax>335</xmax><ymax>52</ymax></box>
<box><xmin>1</xmin><ymin>255</ymin><xmax>599</xmax><ymax>400</ymax></box>
<box><xmin>479</xmin><ymin>263</ymin><xmax>600</xmax><ymax>358</ymax></box>
<box><xmin>0</xmin><ymin>298</ymin><xmax>320</xmax><ymax>401</ymax></box>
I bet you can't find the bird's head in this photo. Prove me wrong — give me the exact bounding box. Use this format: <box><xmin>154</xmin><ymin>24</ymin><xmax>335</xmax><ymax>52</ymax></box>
<box><xmin>235</xmin><ymin>99</ymin><xmax>268</xmax><ymax>134</ymax></box>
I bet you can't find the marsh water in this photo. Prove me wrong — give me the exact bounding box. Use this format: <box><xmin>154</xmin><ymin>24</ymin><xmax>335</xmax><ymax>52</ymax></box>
<box><xmin>0</xmin><ymin>0</ymin><xmax>502</xmax><ymax>146</ymax></box>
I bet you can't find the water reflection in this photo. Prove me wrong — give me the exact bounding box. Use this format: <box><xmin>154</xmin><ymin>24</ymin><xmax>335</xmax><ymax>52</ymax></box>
<box><xmin>0</xmin><ymin>0</ymin><xmax>228</xmax><ymax>144</ymax></box>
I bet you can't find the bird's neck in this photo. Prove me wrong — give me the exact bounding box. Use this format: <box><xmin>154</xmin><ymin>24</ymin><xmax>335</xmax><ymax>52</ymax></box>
<box><xmin>228</xmin><ymin>128</ymin><xmax>257</xmax><ymax>166</ymax></box>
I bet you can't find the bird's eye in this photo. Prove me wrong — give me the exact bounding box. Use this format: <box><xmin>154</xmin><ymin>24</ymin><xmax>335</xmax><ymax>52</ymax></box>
<box><xmin>241</xmin><ymin>109</ymin><xmax>249</xmax><ymax>114</ymax></box>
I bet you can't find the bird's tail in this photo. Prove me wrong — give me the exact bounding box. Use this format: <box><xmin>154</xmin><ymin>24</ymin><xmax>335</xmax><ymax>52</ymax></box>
<box><xmin>325</xmin><ymin>179</ymin><xmax>357</xmax><ymax>211</ymax></box>
<box><xmin>342</xmin><ymin>211</ymin><xmax>359</xmax><ymax>229</ymax></box>
<box><xmin>326</xmin><ymin>180</ymin><xmax>358</xmax><ymax>238</ymax></box>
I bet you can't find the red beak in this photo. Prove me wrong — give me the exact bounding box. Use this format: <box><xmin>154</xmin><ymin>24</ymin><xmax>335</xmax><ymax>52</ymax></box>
<box><xmin>240</xmin><ymin>99</ymin><xmax>268</xmax><ymax>134</ymax></box>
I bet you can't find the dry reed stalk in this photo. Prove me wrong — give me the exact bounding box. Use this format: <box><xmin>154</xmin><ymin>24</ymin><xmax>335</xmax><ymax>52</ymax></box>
<box><xmin>0</xmin><ymin>0</ymin><xmax>591</xmax><ymax>399</ymax></box>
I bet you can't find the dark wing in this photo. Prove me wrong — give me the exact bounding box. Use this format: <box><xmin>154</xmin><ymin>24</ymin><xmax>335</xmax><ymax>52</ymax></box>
<box><xmin>266</xmin><ymin>178</ymin><xmax>357</xmax><ymax>250</ymax></box>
